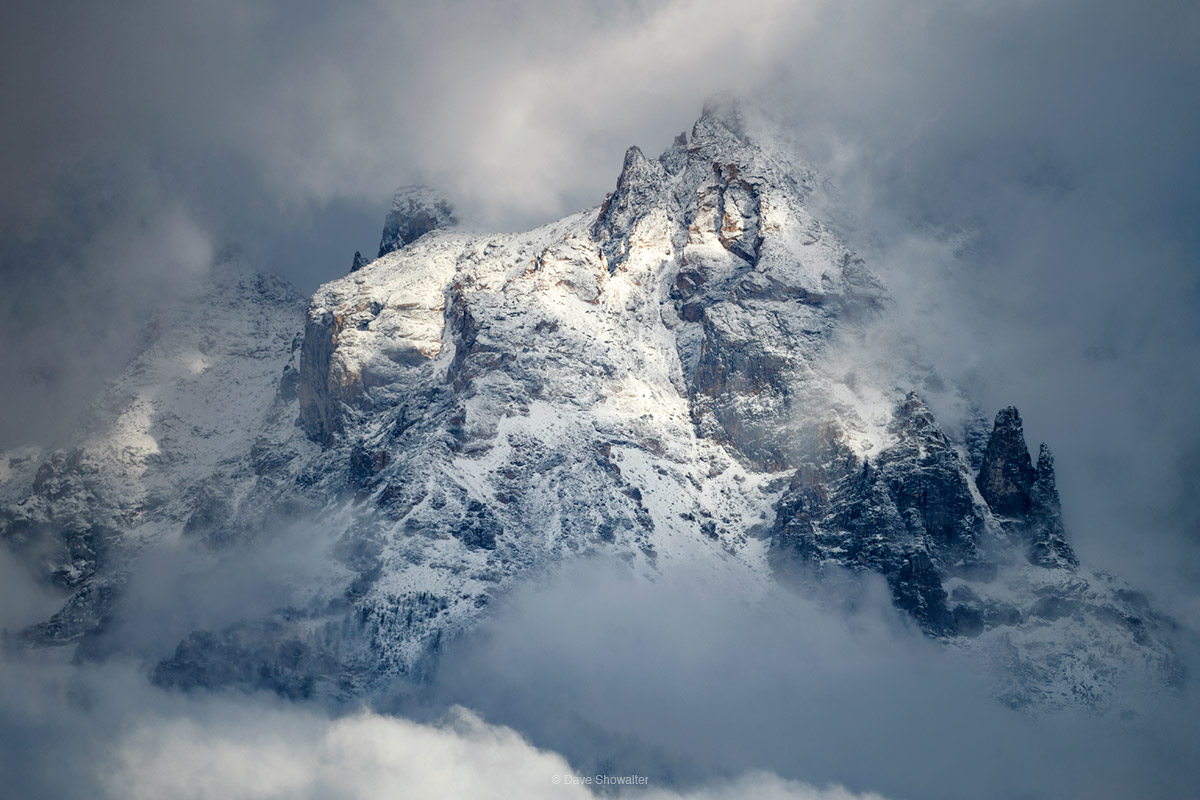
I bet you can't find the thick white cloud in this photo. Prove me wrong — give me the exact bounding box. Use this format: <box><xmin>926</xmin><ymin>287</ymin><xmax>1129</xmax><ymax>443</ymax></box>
<box><xmin>0</xmin><ymin>651</ymin><xmax>889</xmax><ymax>800</ymax></box>
<box><xmin>107</xmin><ymin>706</ymin><xmax>589</xmax><ymax>800</ymax></box>
<box><xmin>106</xmin><ymin>706</ymin><xmax>892</xmax><ymax>800</ymax></box>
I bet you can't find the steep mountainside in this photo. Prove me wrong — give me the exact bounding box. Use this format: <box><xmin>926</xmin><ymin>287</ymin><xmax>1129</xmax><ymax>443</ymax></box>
<box><xmin>0</xmin><ymin>266</ymin><xmax>310</xmax><ymax>644</ymax></box>
<box><xmin>0</xmin><ymin>105</ymin><xmax>1183</xmax><ymax>712</ymax></box>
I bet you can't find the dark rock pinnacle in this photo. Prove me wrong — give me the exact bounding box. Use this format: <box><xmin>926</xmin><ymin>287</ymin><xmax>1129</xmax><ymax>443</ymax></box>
<box><xmin>976</xmin><ymin>406</ymin><xmax>1037</xmax><ymax>518</ymax></box>
<box><xmin>378</xmin><ymin>186</ymin><xmax>457</xmax><ymax>259</ymax></box>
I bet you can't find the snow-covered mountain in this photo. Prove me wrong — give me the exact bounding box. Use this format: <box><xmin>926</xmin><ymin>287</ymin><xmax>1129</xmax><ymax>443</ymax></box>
<box><xmin>0</xmin><ymin>104</ymin><xmax>1183</xmax><ymax>712</ymax></box>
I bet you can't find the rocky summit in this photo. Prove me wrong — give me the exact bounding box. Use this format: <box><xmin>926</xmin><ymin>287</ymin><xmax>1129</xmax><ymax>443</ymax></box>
<box><xmin>376</xmin><ymin>185</ymin><xmax>457</xmax><ymax>259</ymax></box>
<box><xmin>0</xmin><ymin>105</ymin><xmax>1183</xmax><ymax>712</ymax></box>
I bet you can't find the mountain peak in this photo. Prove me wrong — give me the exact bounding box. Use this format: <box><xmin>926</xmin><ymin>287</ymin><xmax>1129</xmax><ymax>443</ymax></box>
<box><xmin>376</xmin><ymin>185</ymin><xmax>457</xmax><ymax>259</ymax></box>
<box><xmin>977</xmin><ymin>405</ymin><xmax>1037</xmax><ymax>517</ymax></box>
<box><xmin>1</xmin><ymin>104</ymin><xmax>1180</xmax><ymax>717</ymax></box>
<box><xmin>698</xmin><ymin>94</ymin><xmax>747</xmax><ymax>134</ymax></box>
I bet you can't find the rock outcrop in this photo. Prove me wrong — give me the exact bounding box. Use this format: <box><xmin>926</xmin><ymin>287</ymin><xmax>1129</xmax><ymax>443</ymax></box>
<box><xmin>974</xmin><ymin>408</ymin><xmax>1078</xmax><ymax>569</ymax></box>
<box><xmin>977</xmin><ymin>406</ymin><xmax>1037</xmax><ymax>518</ymax></box>
<box><xmin>1027</xmin><ymin>444</ymin><xmax>1078</xmax><ymax>568</ymax></box>
<box><xmin>769</xmin><ymin>393</ymin><xmax>989</xmax><ymax>637</ymax></box>
<box><xmin>376</xmin><ymin>185</ymin><xmax>457</xmax><ymax>259</ymax></box>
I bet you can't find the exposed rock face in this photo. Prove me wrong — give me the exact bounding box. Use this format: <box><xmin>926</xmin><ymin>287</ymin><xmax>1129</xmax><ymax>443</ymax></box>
<box><xmin>1028</xmin><ymin>444</ymin><xmax>1078</xmax><ymax>568</ymax></box>
<box><xmin>972</xmin><ymin>408</ymin><xmax>1078</xmax><ymax>569</ymax></box>
<box><xmin>976</xmin><ymin>406</ymin><xmax>1037</xmax><ymax>517</ymax></box>
<box><xmin>0</xmin><ymin>105</ymin><xmax>1182</xmax><ymax>714</ymax></box>
<box><xmin>376</xmin><ymin>185</ymin><xmax>457</xmax><ymax>258</ymax></box>
<box><xmin>767</xmin><ymin>391</ymin><xmax>1105</xmax><ymax>661</ymax></box>
<box><xmin>769</xmin><ymin>393</ymin><xmax>989</xmax><ymax>637</ymax></box>
<box><xmin>767</xmin><ymin>391</ymin><xmax>1179</xmax><ymax>710</ymax></box>
<box><xmin>299</xmin><ymin>186</ymin><xmax>460</xmax><ymax>446</ymax></box>
<box><xmin>592</xmin><ymin>145</ymin><xmax>666</xmax><ymax>270</ymax></box>
<box><xmin>297</xmin><ymin>306</ymin><xmax>348</xmax><ymax>446</ymax></box>
<box><xmin>350</xmin><ymin>251</ymin><xmax>368</xmax><ymax>272</ymax></box>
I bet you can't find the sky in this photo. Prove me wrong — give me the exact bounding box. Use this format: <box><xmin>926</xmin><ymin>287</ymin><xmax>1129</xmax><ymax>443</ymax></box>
<box><xmin>0</xmin><ymin>0</ymin><xmax>1198</xmax><ymax>796</ymax></box>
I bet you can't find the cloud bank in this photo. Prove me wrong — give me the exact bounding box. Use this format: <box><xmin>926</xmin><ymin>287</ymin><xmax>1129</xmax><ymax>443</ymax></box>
<box><xmin>429</xmin><ymin>560</ymin><xmax>1200</xmax><ymax>800</ymax></box>
<box><xmin>2</xmin><ymin>557</ymin><xmax>1197</xmax><ymax>800</ymax></box>
<box><xmin>0</xmin><ymin>651</ymin><xmax>891</xmax><ymax>800</ymax></box>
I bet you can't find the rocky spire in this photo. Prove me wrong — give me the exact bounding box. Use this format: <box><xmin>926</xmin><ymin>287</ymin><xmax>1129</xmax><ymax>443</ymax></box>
<box><xmin>976</xmin><ymin>410</ymin><xmax>1078</xmax><ymax>569</ymax></box>
<box><xmin>1027</xmin><ymin>444</ymin><xmax>1078</xmax><ymax>568</ymax></box>
<box><xmin>350</xmin><ymin>251</ymin><xmax>368</xmax><ymax>273</ymax></box>
<box><xmin>592</xmin><ymin>145</ymin><xmax>666</xmax><ymax>270</ymax></box>
<box><xmin>377</xmin><ymin>185</ymin><xmax>457</xmax><ymax>258</ymax></box>
<box><xmin>695</xmin><ymin>95</ymin><xmax>749</xmax><ymax>143</ymax></box>
<box><xmin>976</xmin><ymin>406</ymin><xmax>1037</xmax><ymax>518</ymax></box>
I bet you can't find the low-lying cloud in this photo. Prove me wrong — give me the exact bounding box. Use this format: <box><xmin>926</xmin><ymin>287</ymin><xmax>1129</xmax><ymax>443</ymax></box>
<box><xmin>0</xmin><ymin>650</ymin><xmax>891</xmax><ymax>800</ymax></box>
<box><xmin>429</xmin><ymin>560</ymin><xmax>1200</xmax><ymax>800</ymax></box>
<box><xmin>3</xmin><ymin>556</ymin><xmax>1197</xmax><ymax>800</ymax></box>
<box><xmin>107</xmin><ymin>703</ymin><xmax>895</xmax><ymax>800</ymax></box>
<box><xmin>0</xmin><ymin>172</ymin><xmax>214</xmax><ymax>449</ymax></box>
